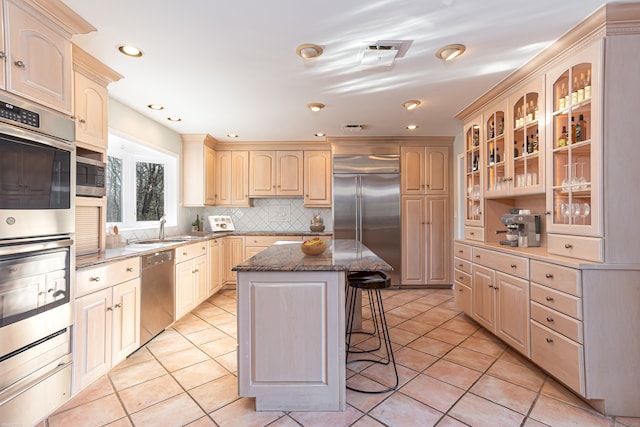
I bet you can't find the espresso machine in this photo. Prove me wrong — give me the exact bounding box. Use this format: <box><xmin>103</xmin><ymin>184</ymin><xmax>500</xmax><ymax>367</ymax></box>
<box><xmin>498</xmin><ymin>210</ymin><xmax>541</xmax><ymax>247</ymax></box>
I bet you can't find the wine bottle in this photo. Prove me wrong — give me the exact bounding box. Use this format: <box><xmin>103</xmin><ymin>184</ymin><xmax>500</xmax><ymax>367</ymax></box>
<box><xmin>558</xmin><ymin>126</ymin><xmax>568</xmax><ymax>147</ymax></box>
<box><xmin>571</xmin><ymin>76</ymin><xmax>579</xmax><ymax>104</ymax></box>
<box><xmin>472</xmin><ymin>155</ymin><xmax>478</xmax><ymax>171</ymax></box>
<box><xmin>558</xmin><ymin>84</ymin><xmax>566</xmax><ymax>110</ymax></box>
<box><xmin>571</xmin><ymin>116</ymin><xmax>577</xmax><ymax>142</ymax></box>
<box><xmin>495</xmin><ymin>147</ymin><xmax>501</xmax><ymax>163</ymax></box>
<box><xmin>533</xmin><ymin>130</ymin><xmax>539</xmax><ymax>152</ymax></box>
<box><xmin>577</xmin><ymin>73</ymin><xmax>585</xmax><ymax>102</ymax></box>
<box><xmin>489</xmin><ymin>149</ymin><xmax>495</xmax><ymax>165</ymax></box>
<box><xmin>578</xmin><ymin>114</ymin><xmax>587</xmax><ymax>141</ymax></box>
<box><xmin>514</xmin><ymin>140</ymin><xmax>519</xmax><ymax>157</ymax></box>
<box><xmin>499</xmin><ymin>117</ymin><xmax>504</xmax><ymax>135</ymax></box>
<box><xmin>584</xmin><ymin>69</ymin><xmax>592</xmax><ymax>99</ymax></box>
<box><xmin>528</xmin><ymin>134</ymin><xmax>534</xmax><ymax>153</ymax></box>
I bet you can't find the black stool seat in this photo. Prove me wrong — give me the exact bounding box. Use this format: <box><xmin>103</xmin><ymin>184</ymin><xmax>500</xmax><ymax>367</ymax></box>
<box><xmin>345</xmin><ymin>270</ymin><xmax>398</xmax><ymax>394</ymax></box>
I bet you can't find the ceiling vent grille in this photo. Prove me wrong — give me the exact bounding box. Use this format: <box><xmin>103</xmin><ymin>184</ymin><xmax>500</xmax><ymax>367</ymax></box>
<box><xmin>360</xmin><ymin>40</ymin><xmax>412</xmax><ymax>67</ymax></box>
<box><xmin>342</xmin><ymin>124</ymin><xmax>365</xmax><ymax>132</ymax></box>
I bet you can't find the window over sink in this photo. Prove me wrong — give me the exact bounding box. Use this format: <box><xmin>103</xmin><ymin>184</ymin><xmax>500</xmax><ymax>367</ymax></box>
<box><xmin>106</xmin><ymin>132</ymin><xmax>177</xmax><ymax>230</ymax></box>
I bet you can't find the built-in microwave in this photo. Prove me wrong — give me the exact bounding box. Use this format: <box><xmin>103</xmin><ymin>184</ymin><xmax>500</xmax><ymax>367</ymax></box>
<box><xmin>76</xmin><ymin>156</ymin><xmax>106</xmax><ymax>197</ymax></box>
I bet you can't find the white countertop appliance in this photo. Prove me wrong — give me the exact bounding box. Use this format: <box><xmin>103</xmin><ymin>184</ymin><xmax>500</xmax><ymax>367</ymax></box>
<box><xmin>208</xmin><ymin>215</ymin><xmax>235</xmax><ymax>232</ymax></box>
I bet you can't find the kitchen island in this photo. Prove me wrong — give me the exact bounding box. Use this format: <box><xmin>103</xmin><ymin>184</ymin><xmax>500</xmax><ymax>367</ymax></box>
<box><xmin>232</xmin><ymin>239</ymin><xmax>392</xmax><ymax>411</ymax></box>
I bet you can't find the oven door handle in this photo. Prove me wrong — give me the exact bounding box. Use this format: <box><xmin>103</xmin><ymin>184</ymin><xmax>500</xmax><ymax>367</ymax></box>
<box><xmin>0</xmin><ymin>239</ymin><xmax>73</xmax><ymax>257</ymax></box>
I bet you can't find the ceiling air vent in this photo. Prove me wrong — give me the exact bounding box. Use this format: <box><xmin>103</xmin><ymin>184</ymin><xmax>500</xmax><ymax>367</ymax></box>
<box><xmin>342</xmin><ymin>124</ymin><xmax>365</xmax><ymax>132</ymax></box>
<box><xmin>360</xmin><ymin>40</ymin><xmax>412</xmax><ymax>67</ymax></box>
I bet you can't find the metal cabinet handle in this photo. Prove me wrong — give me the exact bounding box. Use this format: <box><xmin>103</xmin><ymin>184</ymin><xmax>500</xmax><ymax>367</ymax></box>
<box><xmin>90</xmin><ymin>276</ymin><xmax>100</xmax><ymax>282</ymax></box>
<box><xmin>546</xmin><ymin>317</ymin><xmax>554</xmax><ymax>323</ymax></box>
<box><xmin>79</xmin><ymin>118</ymin><xmax>86</xmax><ymax>124</ymax></box>
<box><xmin>14</xmin><ymin>60</ymin><xmax>25</xmax><ymax>68</ymax></box>
<box><xmin>546</xmin><ymin>338</ymin><xmax>554</xmax><ymax>343</ymax></box>
<box><xmin>0</xmin><ymin>52</ymin><xmax>6</xmax><ymax>59</ymax></box>
<box><xmin>510</xmin><ymin>264</ymin><xmax>517</xmax><ymax>268</ymax></box>
<box><xmin>114</xmin><ymin>303</ymin><xmax>122</xmax><ymax>309</ymax></box>
<box><xmin>106</xmin><ymin>306</ymin><xmax>114</xmax><ymax>311</ymax></box>
<box><xmin>546</xmin><ymin>296</ymin><xmax>554</xmax><ymax>302</ymax></box>
<box><xmin>475</xmin><ymin>254</ymin><xmax>480</xmax><ymax>258</ymax></box>
<box><xmin>126</xmin><ymin>267</ymin><xmax>134</xmax><ymax>272</ymax></box>
<box><xmin>564</xmin><ymin>243</ymin><xmax>573</xmax><ymax>249</ymax></box>
<box><xmin>545</xmin><ymin>273</ymin><xmax>553</xmax><ymax>279</ymax></box>
<box><xmin>470</xmin><ymin>232</ymin><xmax>475</xmax><ymax>235</ymax></box>
<box><xmin>487</xmin><ymin>283</ymin><xmax>492</xmax><ymax>288</ymax></box>
<box><xmin>458</xmin><ymin>250</ymin><xmax>463</xmax><ymax>254</ymax></box>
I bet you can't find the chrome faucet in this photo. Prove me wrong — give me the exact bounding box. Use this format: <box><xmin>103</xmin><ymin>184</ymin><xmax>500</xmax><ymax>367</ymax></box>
<box><xmin>159</xmin><ymin>215</ymin><xmax>166</xmax><ymax>240</ymax></box>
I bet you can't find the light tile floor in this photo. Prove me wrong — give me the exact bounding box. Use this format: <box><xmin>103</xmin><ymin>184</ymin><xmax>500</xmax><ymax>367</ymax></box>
<box><xmin>43</xmin><ymin>288</ymin><xmax>640</xmax><ymax>427</ymax></box>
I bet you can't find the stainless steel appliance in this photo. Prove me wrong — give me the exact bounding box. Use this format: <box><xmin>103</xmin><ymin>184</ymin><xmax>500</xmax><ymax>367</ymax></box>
<box><xmin>0</xmin><ymin>93</ymin><xmax>75</xmax><ymax>240</ymax></box>
<box><xmin>140</xmin><ymin>249</ymin><xmax>175</xmax><ymax>346</ymax></box>
<box><xmin>76</xmin><ymin>156</ymin><xmax>106</xmax><ymax>197</ymax></box>
<box><xmin>499</xmin><ymin>211</ymin><xmax>542</xmax><ymax>247</ymax></box>
<box><xmin>333</xmin><ymin>154</ymin><xmax>401</xmax><ymax>286</ymax></box>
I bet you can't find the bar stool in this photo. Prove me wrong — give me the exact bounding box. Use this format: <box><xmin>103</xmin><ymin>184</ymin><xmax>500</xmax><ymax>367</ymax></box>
<box><xmin>345</xmin><ymin>270</ymin><xmax>398</xmax><ymax>394</ymax></box>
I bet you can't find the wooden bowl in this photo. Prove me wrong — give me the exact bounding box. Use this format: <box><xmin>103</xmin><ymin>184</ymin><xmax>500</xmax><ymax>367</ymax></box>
<box><xmin>309</xmin><ymin>224</ymin><xmax>325</xmax><ymax>232</ymax></box>
<box><xmin>301</xmin><ymin>240</ymin><xmax>328</xmax><ymax>255</ymax></box>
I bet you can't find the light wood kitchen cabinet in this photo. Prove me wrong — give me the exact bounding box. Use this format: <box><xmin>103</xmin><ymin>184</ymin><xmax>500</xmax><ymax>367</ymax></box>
<box><xmin>401</xmin><ymin>195</ymin><xmax>450</xmax><ymax>286</ymax></box>
<box><xmin>216</xmin><ymin>150</ymin><xmax>249</xmax><ymax>206</ymax></box>
<box><xmin>3</xmin><ymin>0</ymin><xmax>93</xmax><ymax>114</ymax></box>
<box><xmin>222</xmin><ymin>236</ymin><xmax>244</xmax><ymax>284</ymax></box>
<box><xmin>181</xmin><ymin>134</ymin><xmax>217</xmax><ymax>207</ymax></box>
<box><xmin>74</xmin><ymin>258</ymin><xmax>141</xmax><ymax>392</ymax></box>
<box><xmin>401</xmin><ymin>146</ymin><xmax>449</xmax><ymax>195</ymax></box>
<box><xmin>208</xmin><ymin>237</ymin><xmax>222</xmax><ymax>296</ymax></box>
<box><xmin>453</xmin><ymin>243</ymin><xmax>472</xmax><ymax>316</ymax></box>
<box><xmin>463</xmin><ymin>115</ymin><xmax>484</xmax><ymax>227</ymax></box>
<box><xmin>75</xmin><ymin>196</ymin><xmax>106</xmax><ymax>255</ymax></box>
<box><xmin>72</xmin><ymin>45</ymin><xmax>122</xmax><ymax>150</ymax></box>
<box><xmin>303</xmin><ymin>150</ymin><xmax>332</xmax><ymax>207</ymax></box>
<box><xmin>244</xmin><ymin>235</ymin><xmax>302</xmax><ymax>260</ymax></box>
<box><xmin>174</xmin><ymin>242</ymin><xmax>208</xmax><ymax>320</ymax></box>
<box><xmin>249</xmin><ymin>150</ymin><xmax>303</xmax><ymax>197</ymax></box>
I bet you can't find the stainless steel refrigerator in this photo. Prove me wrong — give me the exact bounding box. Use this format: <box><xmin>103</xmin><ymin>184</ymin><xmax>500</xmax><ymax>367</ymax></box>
<box><xmin>333</xmin><ymin>154</ymin><xmax>401</xmax><ymax>286</ymax></box>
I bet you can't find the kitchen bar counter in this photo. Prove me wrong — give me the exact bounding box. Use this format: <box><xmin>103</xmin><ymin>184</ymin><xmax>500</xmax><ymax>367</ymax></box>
<box><xmin>235</xmin><ymin>239</ymin><xmax>391</xmax><ymax>412</ymax></box>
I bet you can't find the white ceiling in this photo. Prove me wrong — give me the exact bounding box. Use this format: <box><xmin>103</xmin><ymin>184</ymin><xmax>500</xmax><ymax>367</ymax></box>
<box><xmin>62</xmin><ymin>0</ymin><xmax>621</xmax><ymax>142</ymax></box>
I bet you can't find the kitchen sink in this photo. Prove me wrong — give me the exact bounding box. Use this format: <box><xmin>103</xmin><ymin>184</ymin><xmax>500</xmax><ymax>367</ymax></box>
<box><xmin>132</xmin><ymin>237</ymin><xmax>191</xmax><ymax>244</ymax></box>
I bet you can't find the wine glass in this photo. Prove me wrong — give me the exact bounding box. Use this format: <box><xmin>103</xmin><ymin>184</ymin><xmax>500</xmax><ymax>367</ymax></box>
<box><xmin>581</xmin><ymin>203</ymin><xmax>591</xmax><ymax>225</ymax></box>
<box><xmin>560</xmin><ymin>203</ymin><xmax>570</xmax><ymax>224</ymax></box>
<box><xmin>572</xmin><ymin>203</ymin><xmax>581</xmax><ymax>223</ymax></box>
<box><xmin>561</xmin><ymin>164</ymin><xmax>570</xmax><ymax>192</ymax></box>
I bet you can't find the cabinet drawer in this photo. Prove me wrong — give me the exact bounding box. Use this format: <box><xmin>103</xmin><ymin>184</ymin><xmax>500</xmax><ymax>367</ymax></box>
<box><xmin>531</xmin><ymin>321</ymin><xmax>585</xmax><ymax>395</ymax></box>
<box><xmin>547</xmin><ymin>234</ymin><xmax>603</xmax><ymax>262</ymax></box>
<box><xmin>472</xmin><ymin>247</ymin><xmax>529</xmax><ymax>279</ymax></box>
<box><xmin>175</xmin><ymin>242</ymin><xmax>208</xmax><ymax>263</ymax></box>
<box><xmin>76</xmin><ymin>257</ymin><xmax>140</xmax><ymax>297</ymax></box>
<box><xmin>454</xmin><ymin>283</ymin><xmax>472</xmax><ymax>315</ymax></box>
<box><xmin>530</xmin><ymin>260</ymin><xmax>581</xmax><ymax>297</ymax></box>
<box><xmin>454</xmin><ymin>258</ymin><xmax>472</xmax><ymax>275</ymax></box>
<box><xmin>530</xmin><ymin>301</ymin><xmax>583</xmax><ymax>343</ymax></box>
<box><xmin>454</xmin><ymin>270</ymin><xmax>471</xmax><ymax>287</ymax></box>
<box><xmin>454</xmin><ymin>243</ymin><xmax>471</xmax><ymax>261</ymax></box>
<box><xmin>245</xmin><ymin>235</ymin><xmax>302</xmax><ymax>247</ymax></box>
<box><xmin>530</xmin><ymin>283</ymin><xmax>582</xmax><ymax>320</ymax></box>
<box><xmin>464</xmin><ymin>226</ymin><xmax>484</xmax><ymax>242</ymax></box>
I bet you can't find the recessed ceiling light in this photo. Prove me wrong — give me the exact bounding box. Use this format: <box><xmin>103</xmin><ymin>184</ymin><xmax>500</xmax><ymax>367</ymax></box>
<box><xmin>307</xmin><ymin>103</ymin><xmax>325</xmax><ymax>112</ymax></box>
<box><xmin>227</xmin><ymin>133</ymin><xmax>239</xmax><ymax>138</ymax></box>
<box><xmin>402</xmin><ymin>100</ymin><xmax>421</xmax><ymax>110</ymax></box>
<box><xmin>118</xmin><ymin>44</ymin><xmax>143</xmax><ymax>57</ymax></box>
<box><xmin>147</xmin><ymin>104</ymin><xmax>164</xmax><ymax>110</ymax></box>
<box><xmin>315</xmin><ymin>132</ymin><xmax>326</xmax><ymax>137</ymax></box>
<box><xmin>406</xmin><ymin>124</ymin><xmax>419</xmax><ymax>130</ymax></box>
<box><xmin>436</xmin><ymin>44</ymin><xmax>466</xmax><ymax>61</ymax></box>
<box><xmin>296</xmin><ymin>43</ymin><xmax>323</xmax><ymax>59</ymax></box>
<box><xmin>167</xmin><ymin>116</ymin><xmax>182</xmax><ymax>122</ymax></box>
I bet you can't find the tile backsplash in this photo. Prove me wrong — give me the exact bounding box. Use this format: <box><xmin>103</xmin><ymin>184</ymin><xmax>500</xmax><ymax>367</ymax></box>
<box><xmin>203</xmin><ymin>198</ymin><xmax>332</xmax><ymax>233</ymax></box>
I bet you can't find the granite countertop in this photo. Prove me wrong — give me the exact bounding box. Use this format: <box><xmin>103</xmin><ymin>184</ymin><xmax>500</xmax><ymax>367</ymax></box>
<box><xmin>232</xmin><ymin>239</ymin><xmax>392</xmax><ymax>273</ymax></box>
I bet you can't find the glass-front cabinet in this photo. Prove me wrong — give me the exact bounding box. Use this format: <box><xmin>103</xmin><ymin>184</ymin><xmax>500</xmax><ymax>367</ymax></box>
<box><xmin>483</xmin><ymin>100</ymin><xmax>507</xmax><ymax>197</ymax></box>
<box><xmin>546</xmin><ymin>41</ymin><xmax>601</xmax><ymax>237</ymax></box>
<box><xmin>464</xmin><ymin>115</ymin><xmax>483</xmax><ymax>226</ymax></box>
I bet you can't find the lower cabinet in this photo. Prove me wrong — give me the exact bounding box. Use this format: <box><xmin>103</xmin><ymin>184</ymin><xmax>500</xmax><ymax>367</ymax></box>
<box><xmin>222</xmin><ymin>236</ymin><xmax>244</xmax><ymax>285</ymax></box>
<box><xmin>244</xmin><ymin>235</ymin><xmax>302</xmax><ymax>260</ymax></box>
<box><xmin>74</xmin><ymin>258</ymin><xmax>141</xmax><ymax>392</ymax></box>
<box><xmin>208</xmin><ymin>237</ymin><xmax>223</xmax><ymax>296</ymax></box>
<box><xmin>175</xmin><ymin>242</ymin><xmax>208</xmax><ymax>320</ymax></box>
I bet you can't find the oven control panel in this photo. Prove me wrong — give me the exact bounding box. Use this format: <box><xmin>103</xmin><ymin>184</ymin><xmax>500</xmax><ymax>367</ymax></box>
<box><xmin>0</xmin><ymin>101</ymin><xmax>40</xmax><ymax>128</ymax></box>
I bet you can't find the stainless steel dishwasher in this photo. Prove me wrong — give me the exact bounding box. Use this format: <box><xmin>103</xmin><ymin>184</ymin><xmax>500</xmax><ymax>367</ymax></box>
<box><xmin>140</xmin><ymin>249</ymin><xmax>175</xmax><ymax>346</ymax></box>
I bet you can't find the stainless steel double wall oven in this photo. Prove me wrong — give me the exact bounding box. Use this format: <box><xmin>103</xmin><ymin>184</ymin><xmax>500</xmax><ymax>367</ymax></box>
<box><xmin>0</xmin><ymin>93</ymin><xmax>76</xmax><ymax>425</ymax></box>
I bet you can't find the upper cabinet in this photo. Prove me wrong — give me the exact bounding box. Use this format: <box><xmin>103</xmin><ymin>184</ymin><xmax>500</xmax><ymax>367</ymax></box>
<box><xmin>249</xmin><ymin>150</ymin><xmax>303</xmax><ymax>197</ymax></box>
<box><xmin>463</xmin><ymin>115</ymin><xmax>483</xmax><ymax>227</ymax></box>
<box><xmin>3</xmin><ymin>0</ymin><xmax>94</xmax><ymax>114</ymax></box>
<box><xmin>181</xmin><ymin>134</ymin><xmax>217</xmax><ymax>207</ymax></box>
<box><xmin>72</xmin><ymin>45</ymin><xmax>123</xmax><ymax>151</ymax></box>
<box><xmin>303</xmin><ymin>150</ymin><xmax>331</xmax><ymax>207</ymax></box>
<box><xmin>401</xmin><ymin>146</ymin><xmax>449</xmax><ymax>195</ymax></box>
<box><xmin>216</xmin><ymin>150</ymin><xmax>249</xmax><ymax>207</ymax></box>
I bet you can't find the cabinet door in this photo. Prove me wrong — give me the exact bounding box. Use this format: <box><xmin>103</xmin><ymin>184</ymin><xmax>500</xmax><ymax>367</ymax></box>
<box><xmin>5</xmin><ymin>0</ymin><xmax>72</xmax><ymax>113</ymax></box>
<box><xmin>401</xmin><ymin>195</ymin><xmax>425</xmax><ymax>285</ymax></box>
<box><xmin>304</xmin><ymin>150</ymin><xmax>331</xmax><ymax>207</ymax></box>
<box><xmin>425</xmin><ymin>196</ymin><xmax>450</xmax><ymax>285</ymax></box>
<box><xmin>277</xmin><ymin>151</ymin><xmax>303</xmax><ymax>196</ymax></box>
<box><xmin>249</xmin><ymin>151</ymin><xmax>276</xmax><ymax>196</ymax></box>
<box><xmin>204</xmin><ymin>145</ymin><xmax>216</xmax><ymax>205</ymax></box>
<box><xmin>464</xmin><ymin>114</ymin><xmax>484</xmax><ymax>226</ymax></box>
<box><xmin>183</xmin><ymin>142</ymin><xmax>205</xmax><ymax>207</ymax></box>
<box><xmin>454</xmin><ymin>283</ymin><xmax>472</xmax><ymax>315</ymax></box>
<box><xmin>231</xmin><ymin>151</ymin><xmax>249</xmax><ymax>206</ymax></box>
<box><xmin>175</xmin><ymin>261</ymin><xmax>195</xmax><ymax>320</ymax></box>
<box><xmin>400</xmin><ymin>146</ymin><xmax>424</xmax><ymax>194</ymax></box>
<box><xmin>482</xmin><ymin>100</ymin><xmax>509</xmax><ymax>198</ymax></box>
<box><xmin>245</xmin><ymin>246</ymin><xmax>264</xmax><ymax>260</ymax></box>
<box><xmin>194</xmin><ymin>255</ymin><xmax>208</xmax><ymax>305</ymax></box>
<box><xmin>74</xmin><ymin>289</ymin><xmax>112</xmax><ymax>390</ymax></box>
<box><xmin>111</xmin><ymin>278</ymin><xmax>140</xmax><ymax>366</ymax></box>
<box><xmin>472</xmin><ymin>264</ymin><xmax>495</xmax><ymax>330</ymax></box>
<box><xmin>208</xmin><ymin>239</ymin><xmax>222</xmax><ymax>295</ymax></box>
<box><xmin>495</xmin><ymin>272</ymin><xmax>529</xmax><ymax>356</ymax></box>
<box><xmin>216</xmin><ymin>151</ymin><xmax>232</xmax><ymax>206</ymax></box>
<box><xmin>223</xmin><ymin>236</ymin><xmax>244</xmax><ymax>283</ymax></box>
<box><xmin>74</xmin><ymin>71</ymin><xmax>108</xmax><ymax>148</ymax></box>
<box><xmin>425</xmin><ymin>147</ymin><xmax>449</xmax><ymax>195</ymax></box>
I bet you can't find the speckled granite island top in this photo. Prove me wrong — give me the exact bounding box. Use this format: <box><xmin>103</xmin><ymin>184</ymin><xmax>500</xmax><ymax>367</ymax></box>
<box><xmin>232</xmin><ymin>239</ymin><xmax>392</xmax><ymax>272</ymax></box>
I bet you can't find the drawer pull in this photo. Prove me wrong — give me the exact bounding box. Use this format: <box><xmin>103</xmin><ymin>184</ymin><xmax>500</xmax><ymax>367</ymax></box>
<box><xmin>475</xmin><ymin>254</ymin><xmax>480</xmax><ymax>258</ymax></box>
<box><xmin>126</xmin><ymin>267</ymin><xmax>134</xmax><ymax>272</ymax></box>
<box><xmin>564</xmin><ymin>243</ymin><xmax>573</xmax><ymax>249</ymax></box>
<box><xmin>90</xmin><ymin>276</ymin><xmax>100</xmax><ymax>282</ymax></box>
<box><xmin>510</xmin><ymin>264</ymin><xmax>517</xmax><ymax>269</ymax></box>
<box><xmin>458</xmin><ymin>264</ymin><xmax>463</xmax><ymax>268</ymax></box>
<box><xmin>458</xmin><ymin>288</ymin><xmax>463</xmax><ymax>292</ymax></box>
<box><xmin>459</xmin><ymin>276</ymin><xmax>464</xmax><ymax>281</ymax></box>
<box><xmin>106</xmin><ymin>306</ymin><xmax>113</xmax><ymax>311</ymax></box>
<box><xmin>114</xmin><ymin>303</ymin><xmax>122</xmax><ymax>309</ymax></box>
<box><xmin>545</xmin><ymin>338</ymin><xmax>554</xmax><ymax>344</ymax></box>
<box><xmin>458</xmin><ymin>250</ymin><xmax>463</xmax><ymax>254</ymax></box>
<box><xmin>488</xmin><ymin>283</ymin><xmax>492</xmax><ymax>288</ymax></box>
<box><xmin>183</xmin><ymin>252</ymin><xmax>188</xmax><ymax>256</ymax></box>
<box><xmin>546</xmin><ymin>317</ymin><xmax>554</xmax><ymax>323</ymax></box>
<box><xmin>546</xmin><ymin>296</ymin><xmax>554</xmax><ymax>302</ymax></box>
<box><xmin>545</xmin><ymin>273</ymin><xmax>553</xmax><ymax>279</ymax></box>
<box><xmin>470</xmin><ymin>232</ymin><xmax>475</xmax><ymax>235</ymax></box>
